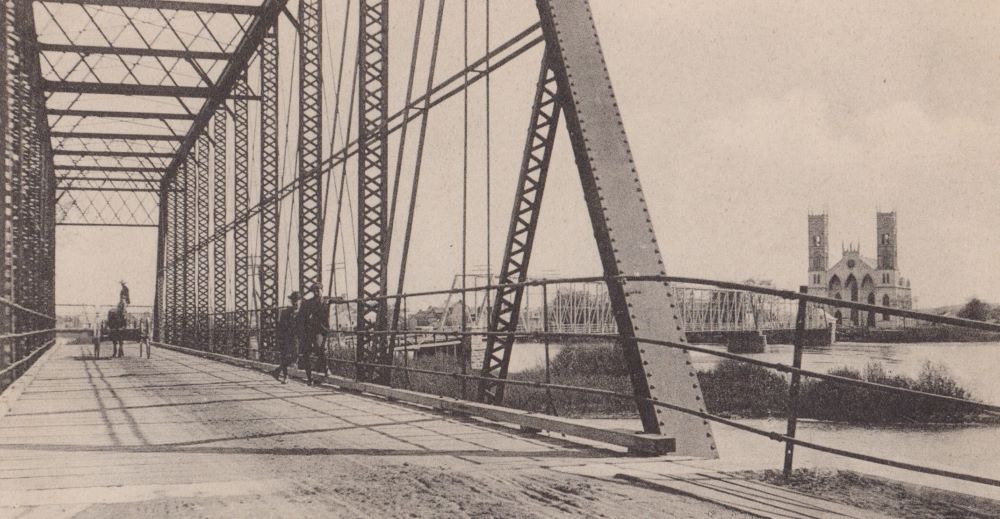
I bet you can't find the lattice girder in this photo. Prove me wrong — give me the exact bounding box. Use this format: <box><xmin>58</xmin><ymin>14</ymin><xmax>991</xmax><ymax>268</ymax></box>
<box><xmin>478</xmin><ymin>52</ymin><xmax>562</xmax><ymax>404</ymax></box>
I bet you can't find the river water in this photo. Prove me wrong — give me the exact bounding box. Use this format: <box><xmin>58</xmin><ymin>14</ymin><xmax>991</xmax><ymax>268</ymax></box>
<box><xmin>510</xmin><ymin>340</ymin><xmax>1000</xmax><ymax>404</ymax></box>
<box><xmin>509</xmin><ymin>340</ymin><xmax>1000</xmax><ymax>498</ymax></box>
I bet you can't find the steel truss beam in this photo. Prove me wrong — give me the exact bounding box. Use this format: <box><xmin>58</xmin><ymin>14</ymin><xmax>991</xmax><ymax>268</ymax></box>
<box><xmin>38</xmin><ymin>43</ymin><xmax>233</xmax><ymax>61</ymax></box>
<box><xmin>48</xmin><ymin>109</ymin><xmax>196</xmax><ymax>120</ymax></box>
<box><xmin>232</xmin><ymin>74</ymin><xmax>249</xmax><ymax>357</ymax></box>
<box><xmin>42</xmin><ymin>80</ymin><xmax>213</xmax><ymax>97</ymax></box>
<box><xmin>535</xmin><ymin>0</ymin><xmax>715</xmax><ymax>457</ymax></box>
<box><xmin>478</xmin><ymin>52</ymin><xmax>562</xmax><ymax>404</ymax></box>
<box><xmin>55</xmin><ymin>166</ymin><xmax>165</xmax><ymax>172</ymax></box>
<box><xmin>52</xmin><ymin>150</ymin><xmax>175</xmax><ymax>158</ymax></box>
<box><xmin>259</xmin><ymin>25</ymin><xmax>279</xmax><ymax>358</ymax></box>
<box><xmin>51</xmin><ymin>131</ymin><xmax>184</xmax><ymax>141</ymax></box>
<box><xmin>178</xmin><ymin>27</ymin><xmax>541</xmax><ymax>258</ymax></box>
<box><xmin>356</xmin><ymin>0</ymin><xmax>390</xmax><ymax>384</ymax></box>
<box><xmin>297</xmin><ymin>0</ymin><xmax>322</xmax><ymax>295</ymax></box>
<box><xmin>56</xmin><ymin>185</ymin><xmax>162</xmax><ymax>193</ymax></box>
<box><xmin>211</xmin><ymin>111</ymin><xmax>226</xmax><ymax>352</ymax></box>
<box><xmin>161</xmin><ymin>0</ymin><xmax>288</xmax><ymax>188</ymax></box>
<box><xmin>195</xmin><ymin>135</ymin><xmax>210</xmax><ymax>350</ymax></box>
<box><xmin>56</xmin><ymin>175</ymin><xmax>161</xmax><ymax>183</ymax></box>
<box><xmin>38</xmin><ymin>0</ymin><xmax>261</xmax><ymax>14</ymax></box>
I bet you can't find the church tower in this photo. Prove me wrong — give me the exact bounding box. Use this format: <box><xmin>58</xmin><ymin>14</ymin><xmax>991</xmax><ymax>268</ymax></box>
<box><xmin>808</xmin><ymin>213</ymin><xmax>828</xmax><ymax>289</ymax></box>
<box><xmin>876</xmin><ymin>211</ymin><xmax>897</xmax><ymax>271</ymax></box>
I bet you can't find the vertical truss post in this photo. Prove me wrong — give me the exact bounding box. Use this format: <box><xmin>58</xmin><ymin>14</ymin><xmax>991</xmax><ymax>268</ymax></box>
<box><xmin>259</xmin><ymin>25</ymin><xmax>280</xmax><ymax>360</ymax></box>
<box><xmin>298</xmin><ymin>0</ymin><xmax>323</xmax><ymax>293</ymax></box>
<box><xmin>0</xmin><ymin>0</ymin><xmax>9</xmax><ymax>380</ymax></box>
<box><xmin>165</xmin><ymin>179</ymin><xmax>178</xmax><ymax>344</ymax></box>
<box><xmin>212</xmin><ymin>112</ymin><xmax>227</xmax><ymax>351</ymax></box>
<box><xmin>9</xmin><ymin>5</ymin><xmax>25</xmax><ymax>369</ymax></box>
<box><xmin>478</xmin><ymin>53</ymin><xmax>562</xmax><ymax>404</ymax></box>
<box><xmin>356</xmin><ymin>0</ymin><xmax>390</xmax><ymax>383</ymax></box>
<box><xmin>153</xmin><ymin>182</ymin><xmax>169</xmax><ymax>342</ymax></box>
<box><xmin>2</xmin><ymin>0</ymin><xmax>20</xmax><ymax>378</ymax></box>
<box><xmin>182</xmin><ymin>159</ymin><xmax>196</xmax><ymax>348</ymax></box>
<box><xmin>233</xmin><ymin>74</ymin><xmax>250</xmax><ymax>357</ymax></box>
<box><xmin>536</xmin><ymin>0</ymin><xmax>716</xmax><ymax>457</ymax></box>
<box><xmin>195</xmin><ymin>136</ymin><xmax>210</xmax><ymax>350</ymax></box>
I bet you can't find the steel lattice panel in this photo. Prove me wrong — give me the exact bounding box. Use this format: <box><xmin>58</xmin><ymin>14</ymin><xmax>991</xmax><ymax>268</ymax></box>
<box><xmin>164</xmin><ymin>181</ymin><xmax>178</xmax><ymax>345</ymax></box>
<box><xmin>259</xmin><ymin>27</ymin><xmax>280</xmax><ymax>358</ymax></box>
<box><xmin>195</xmin><ymin>136</ymin><xmax>210</xmax><ymax>349</ymax></box>
<box><xmin>356</xmin><ymin>0</ymin><xmax>390</xmax><ymax>383</ymax></box>
<box><xmin>182</xmin><ymin>160</ymin><xmax>196</xmax><ymax>348</ymax></box>
<box><xmin>478</xmin><ymin>55</ymin><xmax>562</xmax><ymax>404</ymax></box>
<box><xmin>297</xmin><ymin>0</ymin><xmax>323</xmax><ymax>293</ymax></box>
<box><xmin>212</xmin><ymin>112</ymin><xmax>227</xmax><ymax>352</ymax></box>
<box><xmin>1</xmin><ymin>0</ymin><xmax>57</xmax><ymax>386</ymax></box>
<box><xmin>232</xmin><ymin>74</ymin><xmax>250</xmax><ymax>357</ymax></box>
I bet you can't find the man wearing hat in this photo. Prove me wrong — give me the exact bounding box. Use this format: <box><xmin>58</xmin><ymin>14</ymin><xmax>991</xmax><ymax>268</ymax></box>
<box><xmin>297</xmin><ymin>282</ymin><xmax>330</xmax><ymax>385</ymax></box>
<box><xmin>270</xmin><ymin>291</ymin><xmax>301</xmax><ymax>383</ymax></box>
<box><xmin>119</xmin><ymin>280</ymin><xmax>130</xmax><ymax>308</ymax></box>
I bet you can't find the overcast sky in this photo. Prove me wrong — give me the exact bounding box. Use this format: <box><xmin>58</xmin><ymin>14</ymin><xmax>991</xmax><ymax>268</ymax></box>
<box><xmin>55</xmin><ymin>1</ymin><xmax>1000</xmax><ymax>310</ymax></box>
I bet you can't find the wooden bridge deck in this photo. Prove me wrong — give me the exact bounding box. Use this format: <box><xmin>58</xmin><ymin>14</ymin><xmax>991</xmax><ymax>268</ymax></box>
<box><xmin>0</xmin><ymin>341</ymin><xmax>875</xmax><ymax>518</ymax></box>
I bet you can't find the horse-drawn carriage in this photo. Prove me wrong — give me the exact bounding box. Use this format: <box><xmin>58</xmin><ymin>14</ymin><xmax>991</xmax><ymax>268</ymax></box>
<box><xmin>94</xmin><ymin>282</ymin><xmax>150</xmax><ymax>358</ymax></box>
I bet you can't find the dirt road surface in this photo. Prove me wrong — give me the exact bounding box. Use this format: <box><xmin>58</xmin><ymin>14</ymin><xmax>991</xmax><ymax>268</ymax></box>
<box><xmin>0</xmin><ymin>343</ymin><xmax>748</xmax><ymax>518</ymax></box>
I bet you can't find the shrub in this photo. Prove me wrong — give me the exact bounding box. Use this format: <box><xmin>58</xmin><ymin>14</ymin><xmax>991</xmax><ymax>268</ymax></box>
<box><xmin>330</xmin><ymin>340</ymin><xmax>980</xmax><ymax>424</ymax></box>
<box><xmin>698</xmin><ymin>360</ymin><xmax>789</xmax><ymax>417</ymax></box>
<box><xmin>393</xmin><ymin>353</ymin><xmax>469</xmax><ymax>399</ymax></box>
<box><xmin>504</xmin><ymin>342</ymin><xmax>635</xmax><ymax>417</ymax></box>
<box><xmin>548</xmin><ymin>341</ymin><xmax>628</xmax><ymax>377</ymax></box>
<box><xmin>798</xmin><ymin>361</ymin><xmax>976</xmax><ymax>423</ymax></box>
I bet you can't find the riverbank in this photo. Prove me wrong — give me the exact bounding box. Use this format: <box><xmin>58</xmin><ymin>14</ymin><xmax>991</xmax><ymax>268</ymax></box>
<box><xmin>498</xmin><ymin>344</ymin><xmax>991</xmax><ymax>424</ymax></box>
<box><xmin>837</xmin><ymin>325</ymin><xmax>1000</xmax><ymax>343</ymax></box>
<box><xmin>748</xmin><ymin>468</ymin><xmax>1000</xmax><ymax>519</ymax></box>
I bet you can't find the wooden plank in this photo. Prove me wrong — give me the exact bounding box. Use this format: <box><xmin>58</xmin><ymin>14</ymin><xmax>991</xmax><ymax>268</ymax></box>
<box><xmin>151</xmin><ymin>341</ymin><xmax>675</xmax><ymax>455</ymax></box>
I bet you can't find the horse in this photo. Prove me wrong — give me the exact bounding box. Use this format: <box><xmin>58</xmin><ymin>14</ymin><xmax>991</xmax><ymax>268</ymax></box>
<box><xmin>106</xmin><ymin>302</ymin><xmax>127</xmax><ymax>358</ymax></box>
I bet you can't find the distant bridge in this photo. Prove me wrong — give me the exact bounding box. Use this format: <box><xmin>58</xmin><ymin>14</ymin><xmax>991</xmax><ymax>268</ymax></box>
<box><xmin>405</xmin><ymin>280</ymin><xmax>832</xmax><ymax>337</ymax></box>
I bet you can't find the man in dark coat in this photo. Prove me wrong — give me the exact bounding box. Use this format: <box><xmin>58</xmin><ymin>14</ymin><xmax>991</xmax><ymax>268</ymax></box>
<box><xmin>270</xmin><ymin>292</ymin><xmax>301</xmax><ymax>384</ymax></box>
<box><xmin>298</xmin><ymin>283</ymin><xmax>330</xmax><ymax>385</ymax></box>
<box><xmin>119</xmin><ymin>281</ymin><xmax>130</xmax><ymax>307</ymax></box>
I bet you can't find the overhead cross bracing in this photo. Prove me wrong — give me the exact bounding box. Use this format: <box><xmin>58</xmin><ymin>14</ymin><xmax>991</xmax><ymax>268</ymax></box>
<box><xmin>31</xmin><ymin>0</ymin><xmax>269</xmax><ymax>226</ymax></box>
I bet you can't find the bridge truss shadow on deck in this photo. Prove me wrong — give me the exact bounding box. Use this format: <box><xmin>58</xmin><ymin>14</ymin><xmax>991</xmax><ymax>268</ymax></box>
<box><xmin>1</xmin><ymin>341</ymin><xmax>673</xmax><ymax>515</ymax></box>
<box><xmin>0</xmin><ymin>342</ymin><xmax>623</xmax><ymax>461</ymax></box>
<box><xmin>0</xmin><ymin>341</ymin><xmax>888</xmax><ymax>519</ymax></box>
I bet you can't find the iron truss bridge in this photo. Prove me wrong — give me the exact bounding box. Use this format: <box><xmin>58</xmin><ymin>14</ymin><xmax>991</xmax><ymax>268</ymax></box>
<box><xmin>1</xmin><ymin>0</ymin><xmax>999</xmax><ymax>500</ymax></box>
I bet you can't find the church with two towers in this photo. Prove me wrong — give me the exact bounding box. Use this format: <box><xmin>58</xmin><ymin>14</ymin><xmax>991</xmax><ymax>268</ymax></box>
<box><xmin>807</xmin><ymin>212</ymin><xmax>913</xmax><ymax>327</ymax></box>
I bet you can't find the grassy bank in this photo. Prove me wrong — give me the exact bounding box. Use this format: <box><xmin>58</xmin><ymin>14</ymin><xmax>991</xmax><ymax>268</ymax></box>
<box><xmin>749</xmin><ymin>469</ymin><xmax>1000</xmax><ymax>519</ymax></box>
<box><xmin>329</xmin><ymin>342</ymin><xmax>988</xmax><ymax>424</ymax></box>
<box><xmin>837</xmin><ymin>325</ymin><xmax>1000</xmax><ymax>343</ymax></box>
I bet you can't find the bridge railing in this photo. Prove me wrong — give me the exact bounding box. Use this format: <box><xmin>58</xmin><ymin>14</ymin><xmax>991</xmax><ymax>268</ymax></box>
<box><xmin>157</xmin><ymin>274</ymin><xmax>1000</xmax><ymax>488</ymax></box>
<box><xmin>315</xmin><ymin>274</ymin><xmax>1000</xmax><ymax>489</ymax></box>
<box><xmin>0</xmin><ymin>298</ymin><xmax>56</xmax><ymax>392</ymax></box>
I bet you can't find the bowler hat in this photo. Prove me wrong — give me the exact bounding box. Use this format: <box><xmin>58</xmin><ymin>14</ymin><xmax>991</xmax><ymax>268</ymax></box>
<box><xmin>288</xmin><ymin>291</ymin><xmax>301</xmax><ymax>301</ymax></box>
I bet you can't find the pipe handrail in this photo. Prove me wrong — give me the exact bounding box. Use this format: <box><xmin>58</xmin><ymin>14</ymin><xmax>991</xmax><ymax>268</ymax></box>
<box><xmin>313</xmin><ymin>355</ymin><xmax>999</xmax><ymax>488</ymax></box>
<box><xmin>0</xmin><ymin>298</ymin><xmax>55</xmax><ymax>321</ymax></box>
<box><xmin>0</xmin><ymin>328</ymin><xmax>57</xmax><ymax>342</ymax></box>
<box><xmin>322</xmin><ymin>327</ymin><xmax>1000</xmax><ymax>414</ymax></box>
<box><xmin>0</xmin><ymin>339</ymin><xmax>55</xmax><ymax>379</ymax></box>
